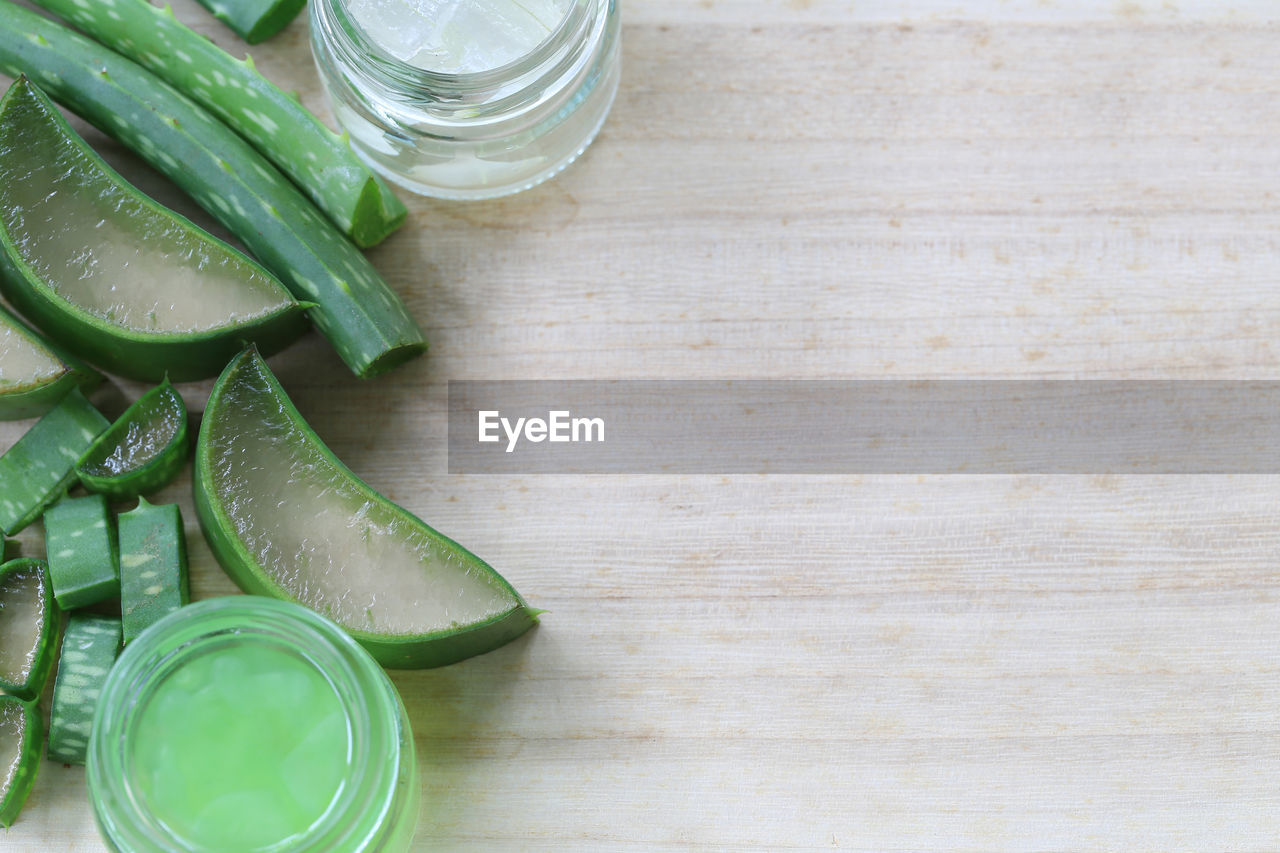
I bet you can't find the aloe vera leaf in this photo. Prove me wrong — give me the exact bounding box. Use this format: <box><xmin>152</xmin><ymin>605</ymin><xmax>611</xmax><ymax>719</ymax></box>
<box><xmin>31</xmin><ymin>0</ymin><xmax>407</xmax><ymax>247</ymax></box>
<box><xmin>192</xmin><ymin>0</ymin><xmax>306</xmax><ymax>45</ymax></box>
<box><xmin>76</xmin><ymin>380</ymin><xmax>190</xmax><ymax>502</ymax></box>
<box><xmin>0</xmin><ymin>558</ymin><xmax>60</xmax><ymax>701</ymax></box>
<box><xmin>47</xmin><ymin>613</ymin><xmax>120</xmax><ymax>765</ymax></box>
<box><xmin>0</xmin><ymin>301</ymin><xmax>101</xmax><ymax>421</ymax></box>
<box><xmin>0</xmin><ymin>80</ymin><xmax>308</xmax><ymax>382</ymax></box>
<box><xmin>0</xmin><ymin>5</ymin><xmax>428</xmax><ymax>379</ymax></box>
<box><xmin>45</xmin><ymin>494</ymin><xmax>120</xmax><ymax>610</ymax></box>
<box><xmin>0</xmin><ymin>695</ymin><xmax>42</xmax><ymax>827</ymax></box>
<box><xmin>117</xmin><ymin>500</ymin><xmax>189</xmax><ymax>645</ymax></box>
<box><xmin>0</xmin><ymin>388</ymin><xmax>109</xmax><ymax>536</ymax></box>
<box><xmin>195</xmin><ymin>349</ymin><xmax>537</xmax><ymax>669</ymax></box>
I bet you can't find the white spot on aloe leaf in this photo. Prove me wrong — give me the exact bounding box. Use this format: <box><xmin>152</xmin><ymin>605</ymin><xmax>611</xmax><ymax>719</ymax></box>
<box><xmin>244</xmin><ymin>110</ymin><xmax>279</xmax><ymax>135</ymax></box>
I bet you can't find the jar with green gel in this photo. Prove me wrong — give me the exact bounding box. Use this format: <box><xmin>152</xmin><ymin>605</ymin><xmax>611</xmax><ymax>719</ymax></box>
<box><xmin>89</xmin><ymin>597</ymin><xmax>420</xmax><ymax>853</ymax></box>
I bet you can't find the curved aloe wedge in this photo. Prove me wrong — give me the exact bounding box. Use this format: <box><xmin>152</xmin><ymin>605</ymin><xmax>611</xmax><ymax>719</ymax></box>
<box><xmin>195</xmin><ymin>349</ymin><xmax>537</xmax><ymax>669</ymax></box>
<box><xmin>0</xmin><ymin>303</ymin><xmax>100</xmax><ymax>421</ymax></box>
<box><xmin>77</xmin><ymin>380</ymin><xmax>189</xmax><ymax>501</ymax></box>
<box><xmin>31</xmin><ymin>0</ymin><xmax>406</xmax><ymax>247</ymax></box>
<box><xmin>0</xmin><ymin>5</ymin><xmax>428</xmax><ymax>378</ymax></box>
<box><xmin>193</xmin><ymin>0</ymin><xmax>305</xmax><ymax>44</ymax></box>
<box><xmin>0</xmin><ymin>696</ymin><xmax>42</xmax><ymax>827</ymax></box>
<box><xmin>0</xmin><ymin>558</ymin><xmax>59</xmax><ymax>701</ymax></box>
<box><xmin>0</xmin><ymin>79</ymin><xmax>307</xmax><ymax>382</ymax></box>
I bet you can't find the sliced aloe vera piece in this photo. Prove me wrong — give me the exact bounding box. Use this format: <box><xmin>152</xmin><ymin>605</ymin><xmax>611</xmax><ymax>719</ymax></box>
<box><xmin>0</xmin><ymin>695</ymin><xmax>42</xmax><ymax>827</ymax></box>
<box><xmin>32</xmin><ymin>0</ymin><xmax>407</xmax><ymax>247</ymax></box>
<box><xmin>45</xmin><ymin>495</ymin><xmax>120</xmax><ymax>610</ymax></box>
<box><xmin>0</xmin><ymin>79</ymin><xmax>308</xmax><ymax>382</ymax></box>
<box><xmin>118</xmin><ymin>500</ymin><xmax>189</xmax><ymax>645</ymax></box>
<box><xmin>194</xmin><ymin>0</ymin><xmax>306</xmax><ymax>44</ymax></box>
<box><xmin>0</xmin><ymin>8</ymin><xmax>428</xmax><ymax>378</ymax></box>
<box><xmin>77</xmin><ymin>380</ymin><xmax>189</xmax><ymax>502</ymax></box>
<box><xmin>0</xmin><ymin>559</ymin><xmax>59</xmax><ymax>701</ymax></box>
<box><xmin>48</xmin><ymin>613</ymin><xmax>120</xmax><ymax>765</ymax></box>
<box><xmin>0</xmin><ymin>303</ymin><xmax>101</xmax><ymax>421</ymax></box>
<box><xmin>195</xmin><ymin>349</ymin><xmax>538</xmax><ymax>669</ymax></box>
<box><xmin>0</xmin><ymin>388</ymin><xmax>109</xmax><ymax>536</ymax></box>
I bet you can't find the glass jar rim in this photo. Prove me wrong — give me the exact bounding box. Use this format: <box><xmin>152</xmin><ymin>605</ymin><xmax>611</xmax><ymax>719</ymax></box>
<box><xmin>314</xmin><ymin>0</ymin><xmax>593</xmax><ymax>92</ymax></box>
<box><xmin>88</xmin><ymin>596</ymin><xmax>407</xmax><ymax>853</ymax></box>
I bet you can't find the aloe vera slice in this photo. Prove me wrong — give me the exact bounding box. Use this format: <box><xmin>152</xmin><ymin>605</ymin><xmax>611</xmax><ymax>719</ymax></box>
<box><xmin>118</xmin><ymin>500</ymin><xmax>189</xmax><ymax>645</ymax></box>
<box><xmin>0</xmin><ymin>388</ymin><xmax>109</xmax><ymax>536</ymax></box>
<box><xmin>194</xmin><ymin>0</ymin><xmax>305</xmax><ymax>44</ymax></box>
<box><xmin>0</xmin><ymin>80</ymin><xmax>308</xmax><ymax>382</ymax></box>
<box><xmin>76</xmin><ymin>381</ymin><xmax>189</xmax><ymax>502</ymax></box>
<box><xmin>31</xmin><ymin>0</ymin><xmax>407</xmax><ymax>247</ymax></box>
<box><xmin>0</xmin><ymin>695</ymin><xmax>42</xmax><ymax>827</ymax></box>
<box><xmin>0</xmin><ymin>303</ymin><xmax>101</xmax><ymax>422</ymax></box>
<box><xmin>45</xmin><ymin>495</ymin><xmax>120</xmax><ymax>610</ymax></box>
<box><xmin>0</xmin><ymin>7</ymin><xmax>428</xmax><ymax>379</ymax></box>
<box><xmin>0</xmin><ymin>559</ymin><xmax>59</xmax><ymax>701</ymax></box>
<box><xmin>48</xmin><ymin>613</ymin><xmax>120</xmax><ymax>765</ymax></box>
<box><xmin>195</xmin><ymin>349</ymin><xmax>537</xmax><ymax>669</ymax></box>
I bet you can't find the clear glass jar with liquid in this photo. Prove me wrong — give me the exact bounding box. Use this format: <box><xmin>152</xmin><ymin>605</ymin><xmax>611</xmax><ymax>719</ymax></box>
<box><xmin>310</xmin><ymin>0</ymin><xmax>621</xmax><ymax>200</ymax></box>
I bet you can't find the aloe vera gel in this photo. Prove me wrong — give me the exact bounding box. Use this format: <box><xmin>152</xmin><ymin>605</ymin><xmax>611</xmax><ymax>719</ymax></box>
<box><xmin>89</xmin><ymin>597</ymin><xmax>419</xmax><ymax>853</ymax></box>
<box><xmin>344</xmin><ymin>0</ymin><xmax>571</xmax><ymax>73</ymax></box>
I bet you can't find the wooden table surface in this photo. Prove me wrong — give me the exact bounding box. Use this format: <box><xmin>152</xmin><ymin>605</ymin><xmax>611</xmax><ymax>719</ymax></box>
<box><xmin>4</xmin><ymin>0</ymin><xmax>1280</xmax><ymax>849</ymax></box>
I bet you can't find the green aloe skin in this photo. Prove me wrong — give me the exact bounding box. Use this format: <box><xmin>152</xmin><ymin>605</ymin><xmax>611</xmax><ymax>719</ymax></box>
<box><xmin>45</xmin><ymin>494</ymin><xmax>120</xmax><ymax>610</ymax></box>
<box><xmin>29</xmin><ymin>0</ymin><xmax>407</xmax><ymax>247</ymax></box>
<box><xmin>0</xmin><ymin>388</ymin><xmax>109</xmax><ymax>536</ymax></box>
<box><xmin>195</xmin><ymin>349</ymin><xmax>539</xmax><ymax>669</ymax></box>
<box><xmin>0</xmin><ymin>79</ymin><xmax>309</xmax><ymax>382</ymax></box>
<box><xmin>0</xmin><ymin>303</ymin><xmax>101</xmax><ymax>421</ymax></box>
<box><xmin>117</xmin><ymin>500</ymin><xmax>190</xmax><ymax>645</ymax></box>
<box><xmin>0</xmin><ymin>695</ymin><xmax>42</xmax><ymax>828</ymax></box>
<box><xmin>77</xmin><ymin>380</ymin><xmax>190</xmax><ymax>502</ymax></box>
<box><xmin>194</xmin><ymin>0</ymin><xmax>306</xmax><ymax>45</ymax></box>
<box><xmin>47</xmin><ymin>613</ymin><xmax>121</xmax><ymax>766</ymax></box>
<box><xmin>0</xmin><ymin>3</ymin><xmax>428</xmax><ymax>379</ymax></box>
<box><xmin>0</xmin><ymin>559</ymin><xmax>60</xmax><ymax>702</ymax></box>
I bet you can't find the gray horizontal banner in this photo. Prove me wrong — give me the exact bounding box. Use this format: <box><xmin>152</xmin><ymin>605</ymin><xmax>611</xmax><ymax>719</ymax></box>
<box><xmin>447</xmin><ymin>381</ymin><xmax>1280</xmax><ymax>474</ymax></box>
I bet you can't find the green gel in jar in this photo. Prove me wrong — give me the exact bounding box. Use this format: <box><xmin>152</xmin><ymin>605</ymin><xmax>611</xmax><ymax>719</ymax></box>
<box><xmin>131</xmin><ymin>643</ymin><xmax>347</xmax><ymax>846</ymax></box>
<box><xmin>88</xmin><ymin>597</ymin><xmax>419</xmax><ymax>853</ymax></box>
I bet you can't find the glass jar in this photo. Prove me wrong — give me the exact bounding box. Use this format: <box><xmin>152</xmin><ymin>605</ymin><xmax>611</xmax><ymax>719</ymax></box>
<box><xmin>310</xmin><ymin>0</ymin><xmax>621</xmax><ymax>200</ymax></box>
<box><xmin>88</xmin><ymin>597</ymin><xmax>419</xmax><ymax>853</ymax></box>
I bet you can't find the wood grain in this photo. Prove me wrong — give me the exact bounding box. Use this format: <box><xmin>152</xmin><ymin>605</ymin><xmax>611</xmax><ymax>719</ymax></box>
<box><xmin>3</xmin><ymin>0</ymin><xmax>1280</xmax><ymax>849</ymax></box>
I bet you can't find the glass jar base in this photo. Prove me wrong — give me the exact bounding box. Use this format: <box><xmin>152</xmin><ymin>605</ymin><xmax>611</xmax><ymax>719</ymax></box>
<box><xmin>347</xmin><ymin>68</ymin><xmax>619</xmax><ymax>201</ymax></box>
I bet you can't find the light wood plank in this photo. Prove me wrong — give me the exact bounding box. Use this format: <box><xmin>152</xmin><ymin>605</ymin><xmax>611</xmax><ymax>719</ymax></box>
<box><xmin>3</xmin><ymin>1</ymin><xmax>1280</xmax><ymax>850</ymax></box>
